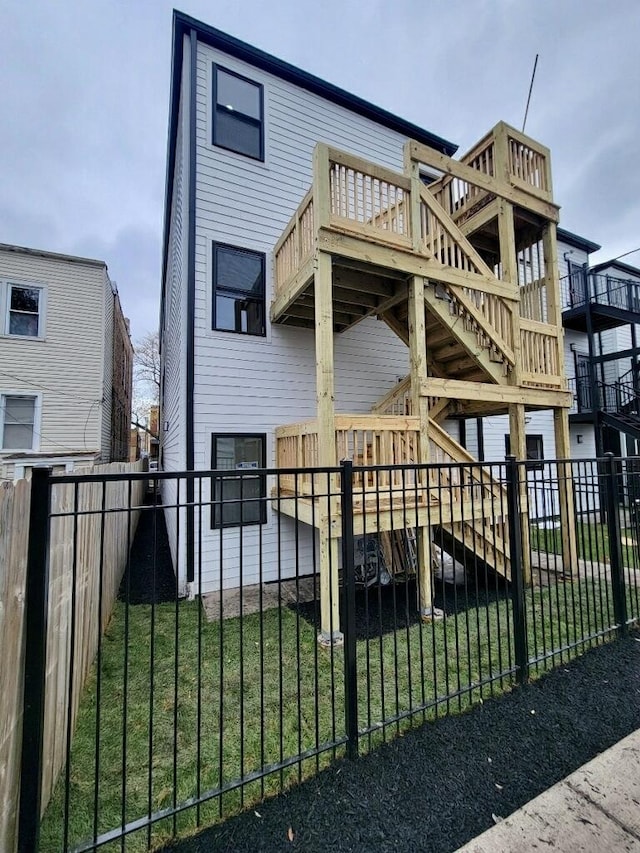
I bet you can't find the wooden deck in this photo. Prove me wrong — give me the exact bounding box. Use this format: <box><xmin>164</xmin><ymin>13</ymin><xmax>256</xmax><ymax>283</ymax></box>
<box><xmin>268</xmin><ymin>121</ymin><xmax>577</xmax><ymax>636</ymax></box>
<box><xmin>271</xmin><ymin>122</ymin><xmax>566</xmax><ymax>400</ymax></box>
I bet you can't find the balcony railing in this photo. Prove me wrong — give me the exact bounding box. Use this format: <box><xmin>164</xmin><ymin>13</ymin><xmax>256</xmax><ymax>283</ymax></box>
<box><xmin>561</xmin><ymin>271</ymin><xmax>640</xmax><ymax>313</ymax></box>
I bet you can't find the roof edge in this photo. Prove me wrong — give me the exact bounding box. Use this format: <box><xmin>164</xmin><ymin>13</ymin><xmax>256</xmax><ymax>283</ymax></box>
<box><xmin>0</xmin><ymin>242</ymin><xmax>107</xmax><ymax>269</ymax></box>
<box><xmin>172</xmin><ymin>9</ymin><xmax>458</xmax><ymax>157</ymax></box>
<box><xmin>556</xmin><ymin>228</ymin><xmax>601</xmax><ymax>255</ymax></box>
<box><xmin>590</xmin><ymin>257</ymin><xmax>640</xmax><ymax>278</ymax></box>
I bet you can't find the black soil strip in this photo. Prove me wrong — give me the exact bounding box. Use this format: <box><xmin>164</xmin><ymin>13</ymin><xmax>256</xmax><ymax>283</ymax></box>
<box><xmin>118</xmin><ymin>494</ymin><xmax>178</xmax><ymax>604</ymax></box>
<box><xmin>293</xmin><ymin>577</ymin><xmax>508</xmax><ymax>641</ymax></box>
<box><xmin>160</xmin><ymin>634</ymin><xmax>640</xmax><ymax>853</ymax></box>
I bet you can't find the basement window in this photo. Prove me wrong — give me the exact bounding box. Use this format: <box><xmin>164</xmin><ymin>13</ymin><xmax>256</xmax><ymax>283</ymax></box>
<box><xmin>212</xmin><ymin>243</ymin><xmax>266</xmax><ymax>336</ymax></box>
<box><xmin>213</xmin><ymin>65</ymin><xmax>264</xmax><ymax>161</ymax></box>
<box><xmin>504</xmin><ymin>434</ymin><xmax>544</xmax><ymax>470</ymax></box>
<box><xmin>211</xmin><ymin>434</ymin><xmax>267</xmax><ymax>528</ymax></box>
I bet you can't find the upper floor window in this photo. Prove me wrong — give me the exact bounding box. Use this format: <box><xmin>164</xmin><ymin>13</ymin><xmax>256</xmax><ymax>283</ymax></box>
<box><xmin>213</xmin><ymin>243</ymin><xmax>266</xmax><ymax>336</ymax></box>
<box><xmin>213</xmin><ymin>65</ymin><xmax>264</xmax><ymax>161</ymax></box>
<box><xmin>6</xmin><ymin>284</ymin><xmax>43</xmax><ymax>337</ymax></box>
<box><xmin>1</xmin><ymin>394</ymin><xmax>39</xmax><ymax>451</ymax></box>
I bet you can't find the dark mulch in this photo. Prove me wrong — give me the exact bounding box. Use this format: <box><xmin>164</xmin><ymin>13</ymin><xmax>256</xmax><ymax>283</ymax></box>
<box><xmin>118</xmin><ymin>494</ymin><xmax>178</xmax><ymax>604</ymax></box>
<box><xmin>160</xmin><ymin>633</ymin><xmax>640</xmax><ymax>853</ymax></box>
<box><xmin>294</xmin><ymin>576</ymin><xmax>509</xmax><ymax>641</ymax></box>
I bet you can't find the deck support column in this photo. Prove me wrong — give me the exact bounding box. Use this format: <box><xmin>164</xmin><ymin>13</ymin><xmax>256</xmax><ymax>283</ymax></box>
<box><xmin>314</xmin><ymin>249</ymin><xmax>341</xmax><ymax>644</ymax></box>
<box><xmin>543</xmin><ymin>223</ymin><xmax>578</xmax><ymax>575</ymax></box>
<box><xmin>508</xmin><ymin>403</ymin><xmax>532</xmax><ymax>584</ymax></box>
<box><xmin>554</xmin><ymin>407</ymin><xmax>579</xmax><ymax>577</ymax></box>
<box><xmin>409</xmin><ymin>276</ymin><xmax>437</xmax><ymax>618</ymax></box>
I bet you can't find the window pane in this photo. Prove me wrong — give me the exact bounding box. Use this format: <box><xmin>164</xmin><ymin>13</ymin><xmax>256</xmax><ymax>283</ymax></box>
<box><xmin>216</xmin><ymin>294</ymin><xmax>264</xmax><ymax>335</ymax></box>
<box><xmin>3</xmin><ymin>396</ymin><xmax>35</xmax><ymax>449</ymax></box>
<box><xmin>212</xmin><ymin>435</ymin><xmax>265</xmax><ymax>527</ymax></box>
<box><xmin>10</xmin><ymin>287</ymin><xmax>40</xmax><ymax>313</ymax></box>
<box><xmin>216</xmin><ymin>69</ymin><xmax>261</xmax><ymax>119</ymax></box>
<box><xmin>9</xmin><ymin>312</ymin><xmax>39</xmax><ymax>336</ymax></box>
<box><xmin>216</xmin><ymin>247</ymin><xmax>263</xmax><ymax>295</ymax></box>
<box><xmin>215</xmin><ymin>109</ymin><xmax>261</xmax><ymax>159</ymax></box>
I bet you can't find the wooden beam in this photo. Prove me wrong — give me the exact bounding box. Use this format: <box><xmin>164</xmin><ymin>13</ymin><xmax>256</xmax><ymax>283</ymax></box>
<box><xmin>422</xmin><ymin>377</ymin><xmax>572</xmax><ymax>408</ymax></box>
<box><xmin>270</xmin><ymin>256</ymin><xmax>314</xmax><ymax>322</ymax></box>
<box><xmin>508</xmin><ymin>403</ymin><xmax>531</xmax><ymax>584</ymax></box>
<box><xmin>497</xmin><ymin>199</ymin><xmax>522</xmax><ymax>386</ymax></box>
<box><xmin>406</xmin><ymin>140</ymin><xmax>560</xmax><ymax>223</ymax></box>
<box><xmin>554</xmin><ymin>407</ymin><xmax>578</xmax><ymax>576</ymax></box>
<box><xmin>318</xmin><ymin>229</ymin><xmax>519</xmax><ymax>299</ymax></box>
<box><xmin>314</xmin><ymin>249</ymin><xmax>340</xmax><ymax>642</ymax></box>
<box><xmin>408</xmin><ymin>277</ymin><xmax>433</xmax><ymax>615</ymax></box>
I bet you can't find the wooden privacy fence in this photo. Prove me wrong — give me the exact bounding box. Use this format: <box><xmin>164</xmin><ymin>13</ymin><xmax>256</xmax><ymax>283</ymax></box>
<box><xmin>0</xmin><ymin>462</ymin><xmax>146</xmax><ymax>853</ymax></box>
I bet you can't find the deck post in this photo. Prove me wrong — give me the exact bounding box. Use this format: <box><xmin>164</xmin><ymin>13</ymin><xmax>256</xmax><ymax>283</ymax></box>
<box><xmin>408</xmin><ymin>276</ymin><xmax>437</xmax><ymax>618</ymax></box>
<box><xmin>499</xmin><ymin>196</ymin><xmax>531</xmax><ymax>585</ymax></box>
<box><xmin>508</xmin><ymin>403</ymin><xmax>532</xmax><ymax>584</ymax></box>
<box><xmin>553</xmin><ymin>408</ymin><xmax>578</xmax><ymax>576</ymax></box>
<box><xmin>544</xmin><ymin>222</ymin><xmax>578</xmax><ymax>576</ymax></box>
<box><xmin>314</xmin><ymin>249</ymin><xmax>341</xmax><ymax>644</ymax></box>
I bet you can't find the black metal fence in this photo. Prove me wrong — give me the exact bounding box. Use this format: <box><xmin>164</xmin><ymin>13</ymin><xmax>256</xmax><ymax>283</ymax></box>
<box><xmin>18</xmin><ymin>455</ymin><xmax>640</xmax><ymax>851</ymax></box>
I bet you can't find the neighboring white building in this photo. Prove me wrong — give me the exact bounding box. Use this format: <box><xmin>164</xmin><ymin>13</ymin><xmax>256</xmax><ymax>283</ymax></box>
<box><xmin>0</xmin><ymin>243</ymin><xmax>133</xmax><ymax>481</ymax></box>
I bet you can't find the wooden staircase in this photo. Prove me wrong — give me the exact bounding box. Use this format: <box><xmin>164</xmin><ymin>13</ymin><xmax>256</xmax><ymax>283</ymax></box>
<box><xmin>374</xmin><ymin>381</ymin><xmax>511</xmax><ymax>580</ymax></box>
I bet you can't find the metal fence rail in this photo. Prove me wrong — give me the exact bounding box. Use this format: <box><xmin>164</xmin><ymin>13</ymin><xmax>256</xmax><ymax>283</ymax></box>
<box><xmin>15</xmin><ymin>455</ymin><xmax>640</xmax><ymax>851</ymax></box>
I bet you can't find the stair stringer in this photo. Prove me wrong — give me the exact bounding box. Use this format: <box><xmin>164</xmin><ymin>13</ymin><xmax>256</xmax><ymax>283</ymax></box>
<box><xmin>428</xmin><ymin>420</ymin><xmax>511</xmax><ymax>582</ymax></box>
<box><xmin>370</xmin><ymin>382</ymin><xmax>511</xmax><ymax>581</ymax></box>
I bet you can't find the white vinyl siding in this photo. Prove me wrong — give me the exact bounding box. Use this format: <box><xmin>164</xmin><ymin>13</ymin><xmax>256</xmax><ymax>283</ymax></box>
<box><xmin>182</xmin><ymin>41</ymin><xmax>417</xmax><ymax>592</ymax></box>
<box><xmin>0</xmin><ymin>248</ymin><xmax>108</xmax><ymax>458</ymax></box>
<box><xmin>161</xmin><ymin>38</ymin><xmax>191</xmax><ymax>590</ymax></box>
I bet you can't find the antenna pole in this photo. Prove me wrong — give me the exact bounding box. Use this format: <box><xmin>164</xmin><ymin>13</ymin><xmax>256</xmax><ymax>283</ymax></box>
<box><xmin>522</xmin><ymin>54</ymin><xmax>539</xmax><ymax>133</ymax></box>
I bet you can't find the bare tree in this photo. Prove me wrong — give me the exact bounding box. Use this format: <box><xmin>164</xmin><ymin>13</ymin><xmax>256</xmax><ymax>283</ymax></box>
<box><xmin>133</xmin><ymin>331</ymin><xmax>160</xmax><ymax>440</ymax></box>
<box><xmin>134</xmin><ymin>331</ymin><xmax>160</xmax><ymax>400</ymax></box>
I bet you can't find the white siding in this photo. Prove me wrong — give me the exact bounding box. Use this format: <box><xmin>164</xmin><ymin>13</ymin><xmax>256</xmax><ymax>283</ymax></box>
<box><xmin>0</xmin><ymin>248</ymin><xmax>107</xmax><ymax>459</ymax></box>
<box><xmin>161</xmin><ymin>38</ymin><xmax>191</xmax><ymax>589</ymax></box>
<box><xmin>185</xmin><ymin>41</ymin><xmax>420</xmax><ymax>592</ymax></box>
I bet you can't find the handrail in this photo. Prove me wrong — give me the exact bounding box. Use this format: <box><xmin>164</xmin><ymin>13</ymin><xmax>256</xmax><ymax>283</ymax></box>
<box><xmin>560</xmin><ymin>271</ymin><xmax>640</xmax><ymax>313</ymax></box>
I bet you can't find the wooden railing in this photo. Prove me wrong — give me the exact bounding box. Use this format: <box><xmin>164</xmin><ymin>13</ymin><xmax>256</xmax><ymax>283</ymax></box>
<box><xmin>520</xmin><ymin>277</ymin><xmax>547</xmax><ymax>323</ymax></box>
<box><xmin>520</xmin><ymin>319</ymin><xmax>562</xmax><ymax>386</ymax></box>
<box><xmin>430</xmin><ymin>132</ymin><xmax>496</xmax><ymax>221</ymax></box>
<box><xmin>273</xmin><ymin>188</ymin><xmax>314</xmax><ymax>299</ymax></box>
<box><xmin>506</xmin><ymin>127</ymin><xmax>552</xmax><ymax>199</ymax></box>
<box><xmin>327</xmin><ymin>148</ymin><xmax>411</xmax><ymax>246</ymax></box>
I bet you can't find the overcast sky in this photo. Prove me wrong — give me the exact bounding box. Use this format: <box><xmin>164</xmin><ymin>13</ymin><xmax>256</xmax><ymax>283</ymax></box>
<box><xmin>1</xmin><ymin>0</ymin><xmax>639</xmax><ymax>342</ymax></box>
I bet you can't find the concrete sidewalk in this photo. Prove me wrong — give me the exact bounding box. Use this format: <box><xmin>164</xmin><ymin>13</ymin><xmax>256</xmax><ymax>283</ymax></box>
<box><xmin>457</xmin><ymin>729</ymin><xmax>640</xmax><ymax>852</ymax></box>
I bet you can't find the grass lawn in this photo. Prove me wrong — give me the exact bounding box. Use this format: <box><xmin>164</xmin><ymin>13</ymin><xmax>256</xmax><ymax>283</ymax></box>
<box><xmin>40</xmin><ymin>575</ymin><xmax>626</xmax><ymax>852</ymax></box>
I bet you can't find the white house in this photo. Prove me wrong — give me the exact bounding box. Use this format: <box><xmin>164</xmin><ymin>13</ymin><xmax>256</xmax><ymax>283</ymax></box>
<box><xmin>0</xmin><ymin>243</ymin><xmax>133</xmax><ymax>481</ymax></box>
<box><xmin>160</xmin><ymin>10</ymin><xmax>579</xmax><ymax>626</ymax></box>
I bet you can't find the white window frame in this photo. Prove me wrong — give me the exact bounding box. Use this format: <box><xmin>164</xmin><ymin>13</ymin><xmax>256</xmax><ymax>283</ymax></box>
<box><xmin>0</xmin><ymin>391</ymin><xmax>42</xmax><ymax>453</ymax></box>
<box><xmin>2</xmin><ymin>280</ymin><xmax>47</xmax><ymax>339</ymax></box>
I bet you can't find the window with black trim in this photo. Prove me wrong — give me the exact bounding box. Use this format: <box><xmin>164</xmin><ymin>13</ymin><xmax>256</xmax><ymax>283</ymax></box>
<box><xmin>213</xmin><ymin>243</ymin><xmax>265</xmax><ymax>335</ymax></box>
<box><xmin>213</xmin><ymin>65</ymin><xmax>264</xmax><ymax>160</ymax></box>
<box><xmin>504</xmin><ymin>434</ymin><xmax>544</xmax><ymax>469</ymax></box>
<box><xmin>211</xmin><ymin>434</ymin><xmax>266</xmax><ymax>528</ymax></box>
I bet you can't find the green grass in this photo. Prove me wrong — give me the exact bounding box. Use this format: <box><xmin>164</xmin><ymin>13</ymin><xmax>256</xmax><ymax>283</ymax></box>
<box><xmin>529</xmin><ymin>520</ymin><xmax>640</xmax><ymax>568</ymax></box>
<box><xmin>40</xmin><ymin>577</ymin><xmax>629</xmax><ymax>852</ymax></box>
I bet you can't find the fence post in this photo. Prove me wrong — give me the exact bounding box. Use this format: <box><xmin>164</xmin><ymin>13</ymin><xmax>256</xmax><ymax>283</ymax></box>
<box><xmin>340</xmin><ymin>459</ymin><xmax>358</xmax><ymax>759</ymax></box>
<box><xmin>506</xmin><ymin>456</ymin><xmax>528</xmax><ymax>684</ymax></box>
<box><xmin>605</xmin><ymin>452</ymin><xmax>628</xmax><ymax>636</ymax></box>
<box><xmin>18</xmin><ymin>466</ymin><xmax>52</xmax><ymax>853</ymax></box>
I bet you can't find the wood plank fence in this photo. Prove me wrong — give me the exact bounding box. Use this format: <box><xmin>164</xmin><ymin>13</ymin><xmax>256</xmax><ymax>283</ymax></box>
<box><xmin>0</xmin><ymin>462</ymin><xmax>146</xmax><ymax>853</ymax></box>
